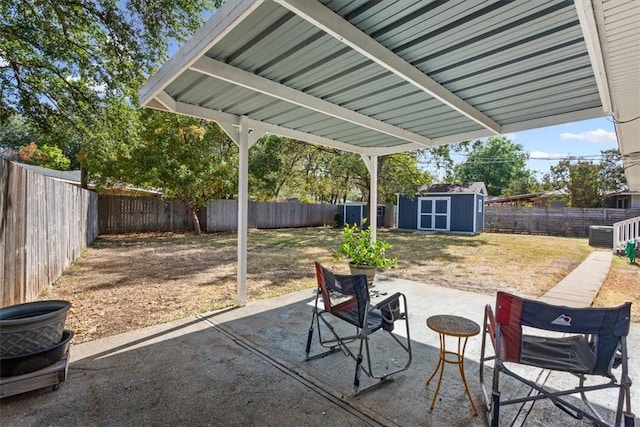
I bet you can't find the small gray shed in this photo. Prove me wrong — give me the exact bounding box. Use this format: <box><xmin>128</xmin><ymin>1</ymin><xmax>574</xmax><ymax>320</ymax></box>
<box><xmin>397</xmin><ymin>182</ymin><xmax>487</xmax><ymax>234</ymax></box>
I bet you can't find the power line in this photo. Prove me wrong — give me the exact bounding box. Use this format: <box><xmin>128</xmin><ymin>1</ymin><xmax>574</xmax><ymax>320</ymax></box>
<box><xmin>608</xmin><ymin>115</ymin><xmax>640</xmax><ymax>125</ymax></box>
<box><xmin>422</xmin><ymin>153</ymin><xmax>617</xmax><ymax>166</ymax></box>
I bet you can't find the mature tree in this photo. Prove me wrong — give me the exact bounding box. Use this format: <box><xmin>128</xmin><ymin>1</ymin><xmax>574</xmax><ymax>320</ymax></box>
<box><xmin>419</xmin><ymin>142</ymin><xmax>470</xmax><ymax>181</ymax></box>
<box><xmin>453</xmin><ymin>136</ymin><xmax>531</xmax><ymax>196</ymax></box>
<box><xmin>243</xmin><ymin>136</ymin><xmax>431</xmax><ymax>205</ymax></box>
<box><xmin>281</xmin><ymin>149</ymin><xmax>430</xmax><ymax>205</ymax></box>
<box><xmin>1</xmin><ymin>0</ymin><xmax>217</xmax><ymax>157</ymax></box>
<box><xmin>76</xmin><ymin>96</ymin><xmax>143</xmax><ymax>186</ymax></box>
<box><xmin>135</xmin><ymin>111</ymin><xmax>236</xmax><ymax>234</ymax></box>
<box><xmin>84</xmin><ymin>109</ymin><xmax>236</xmax><ymax>234</ymax></box>
<box><xmin>544</xmin><ymin>149</ymin><xmax>626</xmax><ymax>208</ymax></box>
<box><xmin>248</xmin><ymin>134</ymin><xmax>284</xmax><ymax>201</ymax></box>
<box><xmin>500</xmin><ymin>175</ymin><xmax>542</xmax><ymax>197</ymax></box>
<box><xmin>600</xmin><ymin>148</ymin><xmax>627</xmax><ymax>192</ymax></box>
<box><xmin>378</xmin><ymin>152</ymin><xmax>432</xmax><ymax>204</ymax></box>
<box><xmin>568</xmin><ymin>161</ymin><xmax>605</xmax><ymax>207</ymax></box>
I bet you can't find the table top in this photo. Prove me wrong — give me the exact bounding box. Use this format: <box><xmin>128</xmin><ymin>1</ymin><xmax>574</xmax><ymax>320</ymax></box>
<box><xmin>426</xmin><ymin>315</ymin><xmax>480</xmax><ymax>337</ymax></box>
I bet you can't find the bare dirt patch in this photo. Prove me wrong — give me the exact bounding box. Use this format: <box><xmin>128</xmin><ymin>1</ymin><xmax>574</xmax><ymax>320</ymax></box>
<box><xmin>42</xmin><ymin>229</ymin><xmax>601</xmax><ymax>343</ymax></box>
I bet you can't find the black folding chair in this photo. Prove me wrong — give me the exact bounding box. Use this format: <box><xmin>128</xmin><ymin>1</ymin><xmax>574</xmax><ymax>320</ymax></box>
<box><xmin>304</xmin><ymin>262</ymin><xmax>412</xmax><ymax>394</ymax></box>
<box><xmin>480</xmin><ymin>291</ymin><xmax>634</xmax><ymax>427</ymax></box>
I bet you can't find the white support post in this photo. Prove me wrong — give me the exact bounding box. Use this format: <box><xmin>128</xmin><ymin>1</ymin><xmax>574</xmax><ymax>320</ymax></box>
<box><xmin>360</xmin><ymin>154</ymin><xmax>378</xmax><ymax>242</ymax></box>
<box><xmin>237</xmin><ymin>115</ymin><xmax>250</xmax><ymax>306</ymax></box>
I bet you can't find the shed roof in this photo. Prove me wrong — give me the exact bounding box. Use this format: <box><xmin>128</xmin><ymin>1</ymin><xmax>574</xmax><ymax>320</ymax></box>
<box><xmin>140</xmin><ymin>0</ymin><xmax>639</xmax><ymax>191</ymax></box>
<box><xmin>418</xmin><ymin>182</ymin><xmax>487</xmax><ymax>196</ymax></box>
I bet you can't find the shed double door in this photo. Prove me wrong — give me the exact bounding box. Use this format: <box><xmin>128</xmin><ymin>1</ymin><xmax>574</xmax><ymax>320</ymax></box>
<box><xmin>417</xmin><ymin>197</ymin><xmax>450</xmax><ymax>231</ymax></box>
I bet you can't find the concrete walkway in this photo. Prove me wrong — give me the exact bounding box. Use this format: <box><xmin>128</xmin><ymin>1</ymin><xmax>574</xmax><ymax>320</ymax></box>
<box><xmin>538</xmin><ymin>250</ymin><xmax>612</xmax><ymax>307</ymax></box>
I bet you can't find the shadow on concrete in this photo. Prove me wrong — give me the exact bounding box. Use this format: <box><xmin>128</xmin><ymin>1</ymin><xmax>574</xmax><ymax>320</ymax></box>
<box><xmin>1</xmin><ymin>278</ymin><xmax>636</xmax><ymax>427</ymax></box>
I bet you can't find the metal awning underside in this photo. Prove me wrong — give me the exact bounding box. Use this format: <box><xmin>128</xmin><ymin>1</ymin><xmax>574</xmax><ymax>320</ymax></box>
<box><xmin>140</xmin><ymin>0</ymin><xmax>640</xmax><ymax>190</ymax></box>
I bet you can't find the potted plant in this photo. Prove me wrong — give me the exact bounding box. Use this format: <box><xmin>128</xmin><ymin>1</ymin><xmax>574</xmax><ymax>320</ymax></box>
<box><xmin>333</xmin><ymin>221</ymin><xmax>397</xmax><ymax>285</ymax></box>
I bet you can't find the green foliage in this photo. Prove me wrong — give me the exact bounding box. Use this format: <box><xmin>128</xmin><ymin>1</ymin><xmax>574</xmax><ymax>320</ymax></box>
<box><xmin>82</xmin><ymin>108</ymin><xmax>237</xmax><ymax>233</ymax></box>
<box><xmin>37</xmin><ymin>144</ymin><xmax>71</xmax><ymax>170</ymax></box>
<box><xmin>544</xmin><ymin>150</ymin><xmax>625</xmax><ymax>208</ymax></box>
<box><xmin>1</xmin><ymin>0</ymin><xmax>216</xmax><ymax>154</ymax></box>
<box><xmin>547</xmin><ymin>160</ymin><xmax>605</xmax><ymax>207</ymax></box>
<box><xmin>600</xmin><ymin>149</ymin><xmax>627</xmax><ymax>192</ymax></box>
<box><xmin>419</xmin><ymin>142</ymin><xmax>471</xmax><ymax>181</ymax></box>
<box><xmin>500</xmin><ymin>175</ymin><xmax>542</xmax><ymax>197</ymax></box>
<box><xmin>77</xmin><ymin>97</ymin><xmax>143</xmax><ymax>186</ymax></box>
<box><xmin>17</xmin><ymin>141</ymin><xmax>70</xmax><ymax>170</ymax></box>
<box><xmin>453</xmin><ymin>136</ymin><xmax>532</xmax><ymax>196</ymax></box>
<box><xmin>136</xmin><ymin>110</ymin><xmax>236</xmax><ymax>204</ymax></box>
<box><xmin>253</xmin><ymin>138</ymin><xmax>431</xmax><ymax>204</ymax></box>
<box><xmin>248</xmin><ymin>134</ymin><xmax>283</xmax><ymax>201</ymax></box>
<box><xmin>378</xmin><ymin>152</ymin><xmax>432</xmax><ymax>204</ymax></box>
<box><xmin>333</xmin><ymin>221</ymin><xmax>397</xmax><ymax>268</ymax></box>
<box><xmin>0</xmin><ymin>114</ymin><xmax>37</xmax><ymax>148</ymax></box>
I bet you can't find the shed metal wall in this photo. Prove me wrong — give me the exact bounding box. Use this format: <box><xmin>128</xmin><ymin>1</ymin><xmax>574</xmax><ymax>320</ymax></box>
<box><xmin>449</xmin><ymin>194</ymin><xmax>475</xmax><ymax>233</ymax></box>
<box><xmin>398</xmin><ymin>196</ymin><xmax>418</xmax><ymax>229</ymax></box>
<box><xmin>398</xmin><ymin>193</ymin><xmax>482</xmax><ymax>233</ymax></box>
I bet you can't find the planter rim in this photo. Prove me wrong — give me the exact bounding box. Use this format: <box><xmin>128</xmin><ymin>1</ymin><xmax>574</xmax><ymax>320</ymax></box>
<box><xmin>0</xmin><ymin>300</ymin><xmax>72</xmax><ymax>325</ymax></box>
<box><xmin>348</xmin><ymin>262</ymin><xmax>377</xmax><ymax>268</ymax></box>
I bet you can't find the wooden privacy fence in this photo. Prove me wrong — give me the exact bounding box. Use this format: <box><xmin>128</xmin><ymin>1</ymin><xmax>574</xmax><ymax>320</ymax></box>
<box><xmin>98</xmin><ymin>196</ymin><xmax>193</xmax><ymax>234</ymax></box>
<box><xmin>98</xmin><ymin>196</ymin><xmax>342</xmax><ymax>233</ymax></box>
<box><xmin>205</xmin><ymin>199</ymin><xmax>341</xmax><ymax>231</ymax></box>
<box><xmin>485</xmin><ymin>206</ymin><xmax>640</xmax><ymax>236</ymax></box>
<box><xmin>1</xmin><ymin>159</ymin><xmax>98</xmax><ymax>306</ymax></box>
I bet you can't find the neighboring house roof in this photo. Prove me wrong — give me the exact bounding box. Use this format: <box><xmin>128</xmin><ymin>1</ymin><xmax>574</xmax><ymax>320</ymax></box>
<box><xmin>486</xmin><ymin>190</ymin><xmax>568</xmax><ymax>205</ymax></box>
<box><xmin>606</xmin><ymin>190</ymin><xmax>640</xmax><ymax>197</ymax></box>
<box><xmin>14</xmin><ymin>162</ymin><xmax>82</xmax><ymax>184</ymax></box>
<box><xmin>12</xmin><ymin>161</ymin><xmax>161</xmax><ymax>195</ymax></box>
<box><xmin>418</xmin><ymin>182</ymin><xmax>488</xmax><ymax>196</ymax></box>
<box><xmin>533</xmin><ymin>190</ymin><xmax>568</xmax><ymax>199</ymax></box>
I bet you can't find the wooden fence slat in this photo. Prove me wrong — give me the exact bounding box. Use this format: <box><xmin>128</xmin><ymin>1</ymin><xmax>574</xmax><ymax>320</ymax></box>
<box><xmin>1</xmin><ymin>159</ymin><xmax>98</xmax><ymax>306</ymax></box>
<box><xmin>485</xmin><ymin>206</ymin><xmax>640</xmax><ymax>236</ymax></box>
<box><xmin>98</xmin><ymin>196</ymin><xmax>345</xmax><ymax>234</ymax></box>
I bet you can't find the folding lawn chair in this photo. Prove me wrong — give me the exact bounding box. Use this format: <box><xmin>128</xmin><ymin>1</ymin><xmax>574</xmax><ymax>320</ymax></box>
<box><xmin>479</xmin><ymin>291</ymin><xmax>634</xmax><ymax>427</ymax></box>
<box><xmin>304</xmin><ymin>262</ymin><xmax>412</xmax><ymax>394</ymax></box>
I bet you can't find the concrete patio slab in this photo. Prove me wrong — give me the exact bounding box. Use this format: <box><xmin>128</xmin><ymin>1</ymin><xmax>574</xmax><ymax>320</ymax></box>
<box><xmin>1</xmin><ymin>275</ymin><xmax>637</xmax><ymax>426</ymax></box>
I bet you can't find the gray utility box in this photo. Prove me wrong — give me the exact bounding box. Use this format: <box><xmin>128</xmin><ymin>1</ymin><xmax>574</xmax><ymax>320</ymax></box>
<box><xmin>588</xmin><ymin>225</ymin><xmax>613</xmax><ymax>248</ymax></box>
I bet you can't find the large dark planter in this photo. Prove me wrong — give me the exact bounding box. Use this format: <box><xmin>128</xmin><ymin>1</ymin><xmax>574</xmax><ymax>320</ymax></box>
<box><xmin>0</xmin><ymin>300</ymin><xmax>72</xmax><ymax>358</ymax></box>
<box><xmin>0</xmin><ymin>330</ymin><xmax>74</xmax><ymax>377</ymax></box>
<box><xmin>349</xmin><ymin>263</ymin><xmax>377</xmax><ymax>285</ymax></box>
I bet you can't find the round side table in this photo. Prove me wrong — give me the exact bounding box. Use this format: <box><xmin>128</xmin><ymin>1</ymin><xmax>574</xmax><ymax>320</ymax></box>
<box><xmin>426</xmin><ymin>314</ymin><xmax>480</xmax><ymax>416</ymax></box>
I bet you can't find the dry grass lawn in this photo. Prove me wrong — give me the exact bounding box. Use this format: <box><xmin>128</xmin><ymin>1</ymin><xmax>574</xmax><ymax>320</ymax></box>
<box><xmin>594</xmin><ymin>254</ymin><xmax>640</xmax><ymax>320</ymax></box>
<box><xmin>41</xmin><ymin>228</ymin><xmax>636</xmax><ymax>344</ymax></box>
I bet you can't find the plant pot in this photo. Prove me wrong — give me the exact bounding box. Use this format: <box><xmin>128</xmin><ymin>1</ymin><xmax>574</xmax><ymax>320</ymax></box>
<box><xmin>0</xmin><ymin>300</ymin><xmax>72</xmax><ymax>358</ymax></box>
<box><xmin>0</xmin><ymin>330</ymin><xmax>74</xmax><ymax>377</ymax></box>
<box><xmin>349</xmin><ymin>263</ymin><xmax>377</xmax><ymax>285</ymax></box>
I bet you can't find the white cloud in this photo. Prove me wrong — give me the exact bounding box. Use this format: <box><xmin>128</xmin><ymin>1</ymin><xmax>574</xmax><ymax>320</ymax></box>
<box><xmin>560</xmin><ymin>128</ymin><xmax>617</xmax><ymax>143</ymax></box>
<box><xmin>529</xmin><ymin>151</ymin><xmax>567</xmax><ymax>160</ymax></box>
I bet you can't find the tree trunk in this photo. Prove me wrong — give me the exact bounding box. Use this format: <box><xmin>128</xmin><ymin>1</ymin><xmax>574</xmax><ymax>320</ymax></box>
<box><xmin>80</xmin><ymin>165</ymin><xmax>88</xmax><ymax>189</ymax></box>
<box><xmin>187</xmin><ymin>205</ymin><xmax>202</xmax><ymax>235</ymax></box>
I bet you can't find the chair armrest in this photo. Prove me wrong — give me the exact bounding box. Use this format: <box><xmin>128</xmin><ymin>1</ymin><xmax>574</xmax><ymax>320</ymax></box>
<box><xmin>375</xmin><ymin>293</ymin><xmax>407</xmax><ymax>331</ymax></box>
<box><xmin>375</xmin><ymin>292</ymin><xmax>404</xmax><ymax>311</ymax></box>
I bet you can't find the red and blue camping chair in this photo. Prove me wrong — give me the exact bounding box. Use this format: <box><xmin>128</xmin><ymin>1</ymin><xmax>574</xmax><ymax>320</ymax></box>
<box><xmin>305</xmin><ymin>262</ymin><xmax>412</xmax><ymax>395</ymax></box>
<box><xmin>480</xmin><ymin>291</ymin><xmax>634</xmax><ymax>426</ymax></box>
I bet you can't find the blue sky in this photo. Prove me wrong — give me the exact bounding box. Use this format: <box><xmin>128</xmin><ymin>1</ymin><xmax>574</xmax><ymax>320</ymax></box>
<box><xmin>500</xmin><ymin>116</ymin><xmax>618</xmax><ymax>178</ymax></box>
